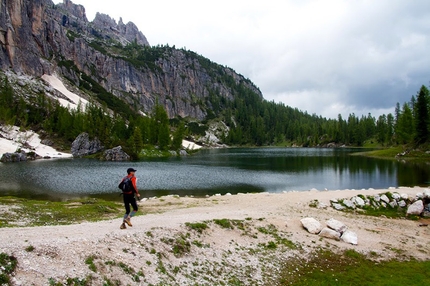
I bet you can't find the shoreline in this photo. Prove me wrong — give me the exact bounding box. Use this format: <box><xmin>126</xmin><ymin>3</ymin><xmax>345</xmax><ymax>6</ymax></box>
<box><xmin>1</xmin><ymin>186</ymin><xmax>429</xmax><ymax>284</ymax></box>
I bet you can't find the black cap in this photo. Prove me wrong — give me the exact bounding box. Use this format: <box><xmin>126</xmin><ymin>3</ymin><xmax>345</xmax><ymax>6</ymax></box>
<box><xmin>127</xmin><ymin>168</ymin><xmax>137</xmax><ymax>174</ymax></box>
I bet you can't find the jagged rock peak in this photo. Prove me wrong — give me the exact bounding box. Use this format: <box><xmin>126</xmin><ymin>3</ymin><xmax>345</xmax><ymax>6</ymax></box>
<box><xmin>92</xmin><ymin>12</ymin><xmax>149</xmax><ymax>46</ymax></box>
<box><xmin>57</xmin><ymin>0</ymin><xmax>87</xmax><ymax>21</ymax></box>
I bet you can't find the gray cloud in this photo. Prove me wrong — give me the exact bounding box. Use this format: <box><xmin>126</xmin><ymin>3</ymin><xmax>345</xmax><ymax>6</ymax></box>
<box><xmin>53</xmin><ymin>0</ymin><xmax>430</xmax><ymax>118</ymax></box>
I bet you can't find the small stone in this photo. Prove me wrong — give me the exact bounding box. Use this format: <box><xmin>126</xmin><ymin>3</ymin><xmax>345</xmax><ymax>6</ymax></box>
<box><xmin>319</xmin><ymin>227</ymin><xmax>340</xmax><ymax>240</ymax></box>
<box><xmin>332</xmin><ymin>203</ymin><xmax>345</xmax><ymax>211</ymax></box>
<box><xmin>400</xmin><ymin>193</ymin><xmax>409</xmax><ymax>200</ymax></box>
<box><xmin>374</xmin><ymin>195</ymin><xmax>381</xmax><ymax>202</ymax></box>
<box><xmin>398</xmin><ymin>200</ymin><xmax>406</xmax><ymax>208</ymax></box>
<box><xmin>389</xmin><ymin>201</ymin><xmax>398</xmax><ymax>208</ymax></box>
<box><xmin>317</xmin><ymin>202</ymin><xmax>328</xmax><ymax>209</ymax></box>
<box><xmin>392</xmin><ymin>193</ymin><xmax>401</xmax><ymax>200</ymax></box>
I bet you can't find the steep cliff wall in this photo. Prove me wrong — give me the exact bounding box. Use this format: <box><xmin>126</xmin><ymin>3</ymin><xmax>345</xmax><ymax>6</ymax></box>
<box><xmin>0</xmin><ymin>0</ymin><xmax>262</xmax><ymax>119</ymax></box>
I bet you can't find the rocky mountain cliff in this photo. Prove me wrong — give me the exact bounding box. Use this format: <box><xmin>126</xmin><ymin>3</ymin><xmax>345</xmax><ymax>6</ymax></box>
<box><xmin>0</xmin><ymin>0</ymin><xmax>262</xmax><ymax>119</ymax></box>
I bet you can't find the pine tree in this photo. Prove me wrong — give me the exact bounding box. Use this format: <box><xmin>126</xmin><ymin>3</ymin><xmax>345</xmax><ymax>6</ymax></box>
<box><xmin>414</xmin><ymin>85</ymin><xmax>429</xmax><ymax>144</ymax></box>
<box><xmin>171</xmin><ymin>122</ymin><xmax>185</xmax><ymax>151</ymax></box>
<box><xmin>396</xmin><ymin>103</ymin><xmax>414</xmax><ymax>144</ymax></box>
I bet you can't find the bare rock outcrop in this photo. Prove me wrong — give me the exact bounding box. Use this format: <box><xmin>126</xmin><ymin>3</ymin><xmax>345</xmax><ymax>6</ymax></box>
<box><xmin>71</xmin><ymin>132</ymin><xmax>103</xmax><ymax>157</ymax></box>
<box><xmin>0</xmin><ymin>0</ymin><xmax>262</xmax><ymax>120</ymax></box>
<box><xmin>102</xmin><ymin>146</ymin><xmax>130</xmax><ymax>161</ymax></box>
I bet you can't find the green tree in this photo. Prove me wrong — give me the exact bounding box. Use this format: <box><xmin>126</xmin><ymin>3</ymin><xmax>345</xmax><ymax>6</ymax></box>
<box><xmin>414</xmin><ymin>85</ymin><xmax>429</xmax><ymax>144</ymax></box>
<box><xmin>396</xmin><ymin>103</ymin><xmax>414</xmax><ymax>144</ymax></box>
<box><xmin>171</xmin><ymin>122</ymin><xmax>185</xmax><ymax>151</ymax></box>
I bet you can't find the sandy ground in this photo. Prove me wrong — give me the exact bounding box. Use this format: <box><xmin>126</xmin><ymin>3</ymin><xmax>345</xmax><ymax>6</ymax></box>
<box><xmin>1</xmin><ymin>187</ymin><xmax>429</xmax><ymax>285</ymax></box>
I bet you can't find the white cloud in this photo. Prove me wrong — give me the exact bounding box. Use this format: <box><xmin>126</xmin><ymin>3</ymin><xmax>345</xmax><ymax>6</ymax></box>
<box><xmin>53</xmin><ymin>0</ymin><xmax>430</xmax><ymax>119</ymax></box>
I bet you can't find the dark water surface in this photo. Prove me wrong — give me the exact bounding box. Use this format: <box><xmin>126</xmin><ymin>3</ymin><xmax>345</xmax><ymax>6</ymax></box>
<box><xmin>0</xmin><ymin>148</ymin><xmax>429</xmax><ymax>201</ymax></box>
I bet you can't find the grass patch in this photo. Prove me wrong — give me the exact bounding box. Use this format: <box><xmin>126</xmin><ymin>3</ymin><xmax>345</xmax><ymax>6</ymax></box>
<box><xmin>278</xmin><ymin>249</ymin><xmax>430</xmax><ymax>286</ymax></box>
<box><xmin>258</xmin><ymin>224</ymin><xmax>297</xmax><ymax>249</ymax></box>
<box><xmin>0</xmin><ymin>253</ymin><xmax>17</xmax><ymax>285</ymax></box>
<box><xmin>351</xmin><ymin>147</ymin><xmax>403</xmax><ymax>159</ymax></box>
<box><xmin>213</xmin><ymin>218</ymin><xmax>247</xmax><ymax>230</ymax></box>
<box><xmin>85</xmin><ymin>255</ymin><xmax>97</xmax><ymax>272</ymax></box>
<box><xmin>185</xmin><ymin>222</ymin><xmax>209</xmax><ymax>233</ymax></box>
<box><xmin>161</xmin><ymin>233</ymin><xmax>192</xmax><ymax>257</ymax></box>
<box><xmin>214</xmin><ymin>218</ymin><xmax>233</xmax><ymax>229</ymax></box>
<box><xmin>0</xmin><ymin>197</ymin><xmax>122</xmax><ymax>227</ymax></box>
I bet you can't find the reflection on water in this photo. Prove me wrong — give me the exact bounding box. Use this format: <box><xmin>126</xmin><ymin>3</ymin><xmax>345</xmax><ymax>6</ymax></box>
<box><xmin>0</xmin><ymin>148</ymin><xmax>428</xmax><ymax>201</ymax></box>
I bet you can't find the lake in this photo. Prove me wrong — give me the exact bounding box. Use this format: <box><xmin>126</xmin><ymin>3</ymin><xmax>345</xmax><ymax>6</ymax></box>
<box><xmin>0</xmin><ymin>148</ymin><xmax>429</xmax><ymax>201</ymax></box>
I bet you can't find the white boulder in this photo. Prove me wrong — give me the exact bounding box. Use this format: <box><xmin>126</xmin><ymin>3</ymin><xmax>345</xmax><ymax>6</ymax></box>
<box><xmin>400</xmin><ymin>193</ymin><xmax>409</xmax><ymax>200</ymax></box>
<box><xmin>343</xmin><ymin>199</ymin><xmax>356</xmax><ymax>209</ymax></box>
<box><xmin>332</xmin><ymin>203</ymin><xmax>345</xmax><ymax>211</ymax></box>
<box><xmin>319</xmin><ymin>227</ymin><xmax>340</xmax><ymax>240</ymax></box>
<box><xmin>326</xmin><ymin>218</ymin><xmax>347</xmax><ymax>234</ymax></box>
<box><xmin>300</xmin><ymin>217</ymin><xmax>323</xmax><ymax>234</ymax></box>
<box><xmin>406</xmin><ymin>200</ymin><xmax>424</xmax><ymax>216</ymax></box>
<box><xmin>341</xmin><ymin>230</ymin><xmax>358</xmax><ymax>245</ymax></box>
<box><xmin>389</xmin><ymin>201</ymin><xmax>398</xmax><ymax>208</ymax></box>
<box><xmin>392</xmin><ymin>193</ymin><xmax>401</xmax><ymax>200</ymax></box>
<box><xmin>353</xmin><ymin>196</ymin><xmax>365</xmax><ymax>207</ymax></box>
<box><xmin>380</xmin><ymin>194</ymin><xmax>390</xmax><ymax>204</ymax></box>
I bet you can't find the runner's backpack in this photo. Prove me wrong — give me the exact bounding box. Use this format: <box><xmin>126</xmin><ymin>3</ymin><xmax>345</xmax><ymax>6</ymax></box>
<box><xmin>118</xmin><ymin>176</ymin><xmax>134</xmax><ymax>194</ymax></box>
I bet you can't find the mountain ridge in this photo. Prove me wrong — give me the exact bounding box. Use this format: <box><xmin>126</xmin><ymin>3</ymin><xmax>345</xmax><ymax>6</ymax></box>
<box><xmin>0</xmin><ymin>0</ymin><xmax>262</xmax><ymax>120</ymax></box>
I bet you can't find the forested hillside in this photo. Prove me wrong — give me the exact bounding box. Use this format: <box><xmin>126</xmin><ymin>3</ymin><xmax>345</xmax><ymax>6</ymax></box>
<box><xmin>0</xmin><ymin>0</ymin><xmax>428</xmax><ymax>158</ymax></box>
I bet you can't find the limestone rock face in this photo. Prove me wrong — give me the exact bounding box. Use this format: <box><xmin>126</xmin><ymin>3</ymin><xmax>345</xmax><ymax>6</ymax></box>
<box><xmin>0</xmin><ymin>0</ymin><xmax>263</xmax><ymax>120</ymax></box>
<box><xmin>71</xmin><ymin>133</ymin><xmax>103</xmax><ymax>157</ymax></box>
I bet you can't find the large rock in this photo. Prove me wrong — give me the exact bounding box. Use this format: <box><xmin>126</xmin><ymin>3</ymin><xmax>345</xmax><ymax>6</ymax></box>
<box><xmin>102</xmin><ymin>146</ymin><xmax>130</xmax><ymax>161</ymax></box>
<box><xmin>332</xmin><ymin>203</ymin><xmax>345</xmax><ymax>210</ymax></box>
<box><xmin>352</xmin><ymin>196</ymin><xmax>365</xmax><ymax>207</ymax></box>
<box><xmin>326</xmin><ymin>218</ymin><xmax>347</xmax><ymax>234</ymax></box>
<box><xmin>300</xmin><ymin>217</ymin><xmax>323</xmax><ymax>234</ymax></box>
<box><xmin>342</xmin><ymin>199</ymin><xmax>356</xmax><ymax>209</ymax></box>
<box><xmin>406</xmin><ymin>200</ymin><xmax>424</xmax><ymax>216</ymax></box>
<box><xmin>380</xmin><ymin>194</ymin><xmax>390</xmax><ymax>204</ymax></box>
<box><xmin>319</xmin><ymin>227</ymin><xmax>340</xmax><ymax>240</ymax></box>
<box><xmin>71</xmin><ymin>133</ymin><xmax>103</xmax><ymax>157</ymax></box>
<box><xmin>341</xmin><ymin>230</ymin><xmax>358</xmax><ymax>245</ymax></box>
<box><xmin>0</xmin><ymin>151</ymin><xmax>27</xmax><ymax>162</ymax></box>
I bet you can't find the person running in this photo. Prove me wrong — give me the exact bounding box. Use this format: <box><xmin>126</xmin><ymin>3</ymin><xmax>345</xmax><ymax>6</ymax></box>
<box><xmin>120</xmin><ymin>168</ymin><xmax>140</xmax><ymax>229</ymax></box>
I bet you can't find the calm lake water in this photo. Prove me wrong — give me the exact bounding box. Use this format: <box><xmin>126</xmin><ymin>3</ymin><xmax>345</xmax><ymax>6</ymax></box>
<box><xmin>0</xmin><ymin>148</ymin><xmax>429</xmax><ymax>201</ymax></box>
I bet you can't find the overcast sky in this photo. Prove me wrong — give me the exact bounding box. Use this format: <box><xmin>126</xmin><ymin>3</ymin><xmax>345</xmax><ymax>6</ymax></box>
<box><xmin>53</xmin><ymin>0</ymin><xmax>430</xmax><ymax>119</ymax></box>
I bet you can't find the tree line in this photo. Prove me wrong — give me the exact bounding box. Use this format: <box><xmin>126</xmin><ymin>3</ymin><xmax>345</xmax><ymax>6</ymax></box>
<box><xmin>1</xmin><ymin>74</ymin><xmax>429</xmax><ymax>156</ymax></box>
<box><xmin>0</xmin><ymin>78</ymin><xmax>185</xmax><ymax>159</ymax></box>
<box><xmin>219</xmin><ymin>83</ymin><xmax>429</xmax><ymax>148</ymax></box>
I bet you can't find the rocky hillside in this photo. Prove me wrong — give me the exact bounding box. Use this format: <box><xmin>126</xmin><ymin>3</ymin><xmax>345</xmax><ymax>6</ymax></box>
<box><xmin>0</xmin><ymin>0</ymin><xmax>262</xmax><ymax>120</ymax></box>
